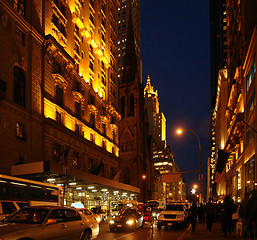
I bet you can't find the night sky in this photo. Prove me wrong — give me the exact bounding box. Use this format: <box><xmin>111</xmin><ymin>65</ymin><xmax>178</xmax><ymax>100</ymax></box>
<box><xmin>140</xmin><ymin>0</ymin><xmax>210</xmax><ymax>197</ymax></box>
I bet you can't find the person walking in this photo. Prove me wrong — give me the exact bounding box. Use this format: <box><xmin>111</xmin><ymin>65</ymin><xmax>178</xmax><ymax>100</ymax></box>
<box><xmin>246</xmin><ymin>189</ymin><xmax>257</xmax><ymax>239</ymax></box>
<box><xmin>221</xmin><ymin>195</ymin><xmax>233</xmax><ymax>236</ymax></box>
<box><xmin>198</xmin><ymin>203</ymin><xmax>205</xmax><ymax>224</ymax></box>
<box><xmin>189</xmin><ymin>201</ymin><xmax>198</xmax><ymax>232</ymax></box>
<box><xmin>205</xmin><ymin>197</ymin><xmax>216</xmax><ymax>231</ymax></box>
<box><xmin>239</xmin><ymin>192</ymin><xmax>250</xmax><ymax>237</ymax></box>
<box><xmin>216</xmin><ymin>201</ymin><xmax>222</xmax><ymax>222</ymax></box>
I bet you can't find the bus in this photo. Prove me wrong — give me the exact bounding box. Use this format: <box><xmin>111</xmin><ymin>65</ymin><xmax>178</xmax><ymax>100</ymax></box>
<box><xmin>0</xmin><ymin>174</ymin><xmax>63</xmax><ymax>206</ymax></box>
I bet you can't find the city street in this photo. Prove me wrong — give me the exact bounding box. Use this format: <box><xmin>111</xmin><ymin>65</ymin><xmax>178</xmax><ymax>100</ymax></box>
<box><xmin>97</xmin><ymin>221</ymin><xmax>189</xmax><ymax>240</ymax></box>
<box><xmin>97</xmin><ymin>220</ymin><xmax>247</xmax><ymax>240</ymax></box>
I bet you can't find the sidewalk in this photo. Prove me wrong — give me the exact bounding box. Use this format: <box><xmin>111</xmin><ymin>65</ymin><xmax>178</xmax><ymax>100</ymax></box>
<box><xmin>180</xmin><ymin>221</ymin><xmax>248</xmax><ymax>240</ymax></box>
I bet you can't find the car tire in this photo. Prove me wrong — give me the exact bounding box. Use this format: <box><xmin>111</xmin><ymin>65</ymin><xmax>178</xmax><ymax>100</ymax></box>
<box><xmin>132</xmin><ymin>223</ymin><xmax>136</xmax><ymax>232</ymax></box>
<box><xmin>157</xmin><ymin>222</ymin><xmax>162</xmax><ymax>230</ymax></box>
<box><xmin>81</xmin><ymin>230</ymin><xmax>91</xmax><ymax>240</ymax></box>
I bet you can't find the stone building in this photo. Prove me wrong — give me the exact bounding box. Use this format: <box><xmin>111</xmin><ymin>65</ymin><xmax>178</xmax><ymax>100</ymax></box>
<box><xmin>0</xmin><ymin>0</ymin><xmax>140</xmax><ymax>208</ymax></box>
<box><xmin>211</xmin><ymin>0</ymin><xmax>257</xmax><ymax>202</ymax></box>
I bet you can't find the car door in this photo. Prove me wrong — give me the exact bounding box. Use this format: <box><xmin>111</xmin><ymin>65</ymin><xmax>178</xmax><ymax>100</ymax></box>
<box><xmin>136</xmin><ymin>210</ymin><xmax>143</xmax><ymax>227</ymax></box>
<box><xmin>43</xmin><ymin>209</ymin><xmax>70</xmax><ymax>240</ymax></box>
<box><xmin>60</xmin><ymin>209</ymin><xmax>85</xmax><ymax>240</ymax></box>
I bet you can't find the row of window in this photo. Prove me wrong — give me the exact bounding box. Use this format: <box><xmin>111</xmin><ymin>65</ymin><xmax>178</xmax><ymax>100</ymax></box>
<box><xmin>53</xmin><ymin>142</ymin><xmax>117</xmax><ymax>178</ymax></box>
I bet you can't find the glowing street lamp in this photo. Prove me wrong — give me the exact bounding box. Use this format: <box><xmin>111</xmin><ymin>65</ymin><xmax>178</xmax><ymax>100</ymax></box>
<box><xmin>191</xmin><ymin>188</ymin><xmax>196</xmax><ymax>194</ymax></box>
<box><xmin>176</xmin><ymin>128</ymin><xmax>203</xmax><ymax>203</ymax></box>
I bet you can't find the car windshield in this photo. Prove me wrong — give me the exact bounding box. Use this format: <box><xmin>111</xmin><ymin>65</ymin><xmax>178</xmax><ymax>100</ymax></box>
<box><xmin>113</xmin><ymin>204</ymin><xmax>124</xmax><ymax>211</ymax></box>
<box><xmin>82</xmin><ymin>209</ymin><xmax>92</xmax><ymax>215</ymax></box>
<box><xmin>4</xmin><ymin>208</ymin><xmax>49</xmax><ymax>224</ymax></box>
<box><xmin>16</xmin><ymin>202</ymin><xmax>29</xmax><ymax>209</ymax></box>
<box><xmin>120</xmin><ymin>209</ymin><xmax>136</xmax><ymax>216</ymax></box>
<box><xmin>165</xmin><ymin>205</ymin><xmax>184</xmax><ymax>211</ymax></box>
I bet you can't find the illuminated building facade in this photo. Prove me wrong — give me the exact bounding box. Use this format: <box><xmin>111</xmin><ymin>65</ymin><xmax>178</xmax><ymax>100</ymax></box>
<box><xmin>0</xmin><ymin>0</ymin><xmax>140</xmax><ymax>208</ymax></box>
<box><xmin>211</xmin><ymin>0</ymin><xmax>257</xmax><ymax>202</ymax></box>
<box><xmin>209</xmin><ymin>0</ymin><xmax>227</xmax><ymax>199</ymax></box>
<box><xmin>144</xmin><ymin>76</ymin><xmax>185</xmax><ymax>201</ymax></box>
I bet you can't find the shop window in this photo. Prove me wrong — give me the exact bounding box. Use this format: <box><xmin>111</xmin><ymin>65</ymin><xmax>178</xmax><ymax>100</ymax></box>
<box><xmin>246</xmin><ymin>58</ymin><xmax>256</xmax><ymax>92</ymax></box>
<box><xmin>246</xmin><ymin>91</ymin><xmax>255</xmax><ymax>120</ymax></box>
<box><xmin>245</xmin><ymin>156</ymin><xmax>255</xmax><ymax>193</ymax></box>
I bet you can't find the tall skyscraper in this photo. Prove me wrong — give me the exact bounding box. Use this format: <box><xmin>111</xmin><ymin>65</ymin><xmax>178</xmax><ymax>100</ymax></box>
<box><xmin>117</xmin><ymin>0</ymin><xmax>141</xmax><ymax>83</ymax></box>
<box><xmin>144</xmin><ymin>76</ymin><xmax>184</xmax><ymax>201</ymax></box>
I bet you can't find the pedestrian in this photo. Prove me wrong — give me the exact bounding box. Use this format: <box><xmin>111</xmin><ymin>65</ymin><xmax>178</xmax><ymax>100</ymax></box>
<box><xmin>221</xmin><ymin>195</ymin><xmax>233</xmax><ymax>236</ymax></box>
<box><xmin>239</xmin><ymin>192</ymin><xmax>250</xmax><ymax>237</ymax></box>
<box><xmin>189</xmin><ymin>201</ymin><xmax>198</xmax><ymax>232</ymax></box>
<box><xmin>246</xmin><ymin>189</ymin><xmax>257</xmax><ymax>239</ymax></box>
<box><xmin>216</xmin><ymin>201</ymin><xmax>222</xmax><ymax>222</ymax></box>
<box><xmin>198</xmin><ymin>203</ymin><xmax>205</xmax><ymax>224</ymax></box>
<box><xmin>205</xmin><ymin>197</ymin><xmax>216</xmax><ymax>231</ymax></box>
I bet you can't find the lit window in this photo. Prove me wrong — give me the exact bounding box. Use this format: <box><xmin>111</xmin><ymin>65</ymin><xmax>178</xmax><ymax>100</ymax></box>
<box><xmin>16</xmin><ymin>122</ymin><xmax>25</xmax><ymax>139</ymax></box>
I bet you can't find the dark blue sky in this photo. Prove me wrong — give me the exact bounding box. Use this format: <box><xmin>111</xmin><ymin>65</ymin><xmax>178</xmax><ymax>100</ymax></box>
<box><xmin>141</xmin><ymin>0</ymin><xmax>210</xmax><ymax>197</ymax></box>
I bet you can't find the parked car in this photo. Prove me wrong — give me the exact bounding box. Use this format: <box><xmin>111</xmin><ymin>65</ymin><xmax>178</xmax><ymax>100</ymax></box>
<box><xmin>157</xmin><ymin>202</ymin><xmax>188</xmax><ymax>229</ymax></box>
<box><xmin>139</xmin><ymin>204</ymin><xmax>153</xmax><ymax>223</ymax></box>
<box><xmin>0</xmin><ymin>200</ymin><xmax>29</xmax><ymax>221</ymax></box>
<box><xmin>0</xmin><ymin>206</ymin><xmax>99</xmax><ymax>240</ymax></box>
<box><xmin>109</xmin><ymin>207</ymin><xmax>144</xmax><ymax>232</ymax></box>
<box><xmin>91</xmin><ymin>206</ymin><xmax>108</xmax><ymax>222</ymax></box>
<box><xmin>79</xmin><ymin>208</ymin><xmax>101</xmax><ymax>223</ymax></box>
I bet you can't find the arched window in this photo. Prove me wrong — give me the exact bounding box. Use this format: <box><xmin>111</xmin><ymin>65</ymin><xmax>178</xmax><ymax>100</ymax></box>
<box><xmin>124</xmin><ymin>166</ymin><xmax>130</xmax><ymax>185</ymax></box>
<box><xmin>129</xmin><ymin>94</ymin><xmax>134</xmax><ymax>116</ymax></box>
<box><xmin>13</xmin><ymin>66</ymin><xmax>26</xmax><ymax>107</ymax></box>
<box><xmin>121</xmin><ymin>96</ymin><xmax>125</xmax><ymax>118</ymax></box>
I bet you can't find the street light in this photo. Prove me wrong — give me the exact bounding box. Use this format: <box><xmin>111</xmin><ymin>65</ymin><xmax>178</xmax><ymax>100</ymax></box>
<box><xmin>176</xmin><ymin>128</ymin><xmax>203</xmax><ymax>203</ymax></box>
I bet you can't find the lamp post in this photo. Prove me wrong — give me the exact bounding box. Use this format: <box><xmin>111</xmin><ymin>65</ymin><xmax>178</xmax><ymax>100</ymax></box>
<box><xmin>176</xmin><ymin>129</ymin><xmax>203</xmax><ymax>203</ymax></box>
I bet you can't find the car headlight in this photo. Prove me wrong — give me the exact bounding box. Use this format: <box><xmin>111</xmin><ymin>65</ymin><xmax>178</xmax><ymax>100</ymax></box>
<box><xmin>126</xmin><ymin>220</ymin><xmax>134</xmax><ymax>225</ymax></box>
<box><xmin>110</xmin><ymin>220</ymin><xmax>115</xmax><ymax>224</ymax></box>
<box><xmin>152</xmin><ymin>212</ymin><xmax>156</xmax><ymax>217</ymax></box>
<box><xmin>96</xmin><ymin>217</ymin><xmax>101</xmax><ymax>223</ymax></box>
